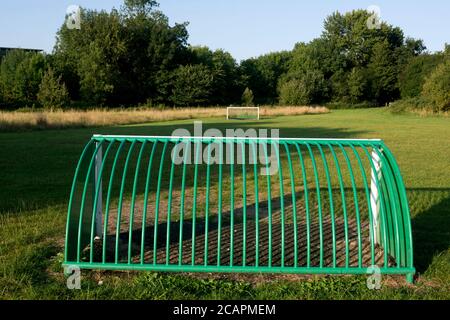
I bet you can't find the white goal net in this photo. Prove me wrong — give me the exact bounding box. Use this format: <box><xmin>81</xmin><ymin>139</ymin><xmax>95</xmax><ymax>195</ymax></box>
<box><xmin>226</xmin><ymin>107</ymin><xmax>260</xmax><ymax>120</ymax></box>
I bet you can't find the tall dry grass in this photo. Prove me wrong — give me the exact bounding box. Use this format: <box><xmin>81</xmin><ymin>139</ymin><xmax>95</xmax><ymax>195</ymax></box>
<box><xmin>0</xmin><ymin>106</ymin><xmax>329</xmax><ymax>132</ymax></box>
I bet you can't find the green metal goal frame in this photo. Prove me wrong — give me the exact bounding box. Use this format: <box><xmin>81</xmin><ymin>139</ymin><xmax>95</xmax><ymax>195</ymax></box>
<box><xmin>64</xmin><ymin>135</ymin><xmax>415</xmax><ymax>283</ymax></box>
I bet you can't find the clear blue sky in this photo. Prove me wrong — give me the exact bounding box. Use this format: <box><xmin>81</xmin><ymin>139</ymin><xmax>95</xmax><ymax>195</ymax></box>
<box><xmin>0</xmin><ymin>0</ymin><xmax>448</xmax><ymax>61</ymax></box>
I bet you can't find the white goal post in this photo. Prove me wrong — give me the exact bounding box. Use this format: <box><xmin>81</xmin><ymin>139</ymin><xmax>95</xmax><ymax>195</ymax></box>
<box><xmin>226</xmin><ymin>107</ymin><xmax>260</xmax><ymax>120</ymax></box>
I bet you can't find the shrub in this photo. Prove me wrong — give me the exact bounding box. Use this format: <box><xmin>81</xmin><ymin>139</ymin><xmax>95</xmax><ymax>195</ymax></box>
<box><xmin>422</xmin><ymin>60</ymin><xmax>450</xmax><ymax>112</ymax></box>
<box><xmin>399</xmin><ymin>54</ymin><xmax>444</xmax><ymax>99</ymax></box>
<box><xmin>37</xmin><ymin>68</ymin><xmax>70</xmax><ymax>110</ymax></box>
<box><xmin>241</xmin><ymin>87</ymin><xmax>254</xmax><ymax>106</ymax></box>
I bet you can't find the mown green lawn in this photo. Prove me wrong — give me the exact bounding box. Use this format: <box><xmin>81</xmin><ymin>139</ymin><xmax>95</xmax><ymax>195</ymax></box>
<box><xmin>0</xmin><ymin>108</ymin><xmax>449</xmax><ymax>299</ymax></box>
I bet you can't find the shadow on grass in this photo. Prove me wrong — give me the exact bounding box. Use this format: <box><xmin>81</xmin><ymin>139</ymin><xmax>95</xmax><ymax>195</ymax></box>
<box><xmin>0</xmin><ymin>122</ymin><xmax>369</xmax><ymax>214</ymax></box>
<box><xmin>410</xmin><ymin>188</ymin><xmax>450</xmax><ymax>273</ymax></box>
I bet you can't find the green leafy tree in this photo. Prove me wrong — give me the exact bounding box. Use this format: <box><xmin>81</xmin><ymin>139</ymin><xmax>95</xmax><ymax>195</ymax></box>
<box><xmin>191</xmin><ymin>47</ymin><xmax>241</xmax><ymax>105</ymax></box>
<box><xmin>240</xmin><ymin>51</ymin><xmax>292</xmax><ymax>104</ymax></box>
<box><xmin>170</xmin><ymin>64</ymin><xmax>213</xmax><ymax>106</ymax></box>
<box><xmin>348</xmin><ymin>68</ymin><xmax>368</xmax><ymax>103</ymax></box>
<box><xmin>422</xmin><ymin>59</ymin><xmax>450</xmax><ymax>112</ymax></box>
<box><xmin>399</xmin><ymin>53</ymin><xmax>444</xmax><ymax>98</ymax></box>
<box><xmin>241</xmin><ymin>87</ymin><xmax>254</xmax><ymax>106</ymax></box>
<box><xmin>279</xmin><ymin>70</ymin><xmax>328</xmax><ymax>105</ymax></box>
<box><xmin>0</xmin><ymin>50</ymin><xmax>46</xmax><ymax>106</ymax></box>
<box><xmin>53</xmin><ymin>1</ymin><xmax>189</xmax><ymax>105</ymax></box>
<box><xmin>37</xmin><ymin>68</ymin><xmax>70</xmax><ymax>109</ymax></box>
<box><xmin>368</xmin><ymin>40</ymin><xmax>400</xmax><ymax>104</ymax></box>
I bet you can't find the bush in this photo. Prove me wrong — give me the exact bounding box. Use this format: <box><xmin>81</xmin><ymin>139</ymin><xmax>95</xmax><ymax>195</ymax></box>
<box><xmin>399</xmin><ymin>54</ymin><xmax>444</xmax><ymax>99</ymax></box>
<box><xmin>389</xmin><ymin>97</ymin><xmax>429</xmax><ymax>114</ymax></box>
<box><xmin>422</xmin><ymin>60</ymin><xmax>450</xmax><ymax>112</ymax></box>
<box><xmin>241</xmin><ymin>87</ymin><xmax>254</xmax><ymax>106</ymax></box>
<box><xmin>279</xmin><ymin>70</ymin><xmax>328</xmax><ymax>105</ymax></box>
<box><xmin>37</xmin><ymin>68</ymin><xmax>70</xmax><ymax>110</ymax></box>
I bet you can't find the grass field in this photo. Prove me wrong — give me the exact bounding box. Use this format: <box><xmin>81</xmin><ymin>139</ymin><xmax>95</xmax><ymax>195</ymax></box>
<box><xmin>0</xmin><ymin>108</ymin><xmax>449</xmax><ymax>299</ymax></box>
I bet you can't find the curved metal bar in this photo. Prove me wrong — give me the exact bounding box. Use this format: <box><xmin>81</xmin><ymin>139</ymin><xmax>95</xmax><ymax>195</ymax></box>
<box><xmin>327</xmin><ymin>144</ymin><xmax>349</xmax><ymax>268</ymax></box>
<box><xmin>217</xmin><ymin>142</ymin><xmax>223</xmax><ymax>266</ymax></box>
<box><xmin>115</xmin><ymin>141</ymin><xmax>137</xmax><ymax>264</ymax></box>
<box><xmin>166</xmin><ymin>141</ymin><xmax>180</xmax><ymax>265</ymax></box>
<box><xmin>294</xmin><ymin>143</ymin><xmax>311</xmax><ymax>267</ymax></box>
<box><xmin>90</xmin><ymin>139</ymin><xmax>116</xmax><ymax>263</ymax></box>
<box><xmin>356</xmin><ymin>144</ymin><xmax>388</xmax><ymax>267</ymax></box>
<box><xmin>178</xmin><ymin>141</ymin><xmax>190</xmax><ymax>266</ymax></box>
<box><xmin>337</xmin><ymin>143</ymin><xmax>361</xmax><ymax>268</ymax></box>
<box><xmin>102</xmin><ymin>140</ymin><xmax>126</xmax><ymax>263</ymax></box>
<box><xmin>379</xmin><ymin>143</ymin><xmax>414</xmax><ymax>269</ymax></box>
<box><xmin>362</xmin><ymin>145</ymin><xmax>401</xmax><ymax>267</ymax></box>
<box><xmin>76</xmin><ymin>141</ymin><xmax>104</xmax><ymax>263</ymax></box>
<box><xmin>304</xmin><ymin>143</ymin><xmax>323</xmax><ymax>267</ymax></box>
<box><xmin>140</xmin><ymin>141</ymin><xmax>158</xmax><ymax>264</ymax></box>
<box><xmin>251</xmin><ymin>141</ymin><xmax>259</xmax><ymax>267</ymax></box>
<box><xmin>204</xmin><ymin>142</ymin><xmax>212</xmax><ymax>266</ymax></box>
<box><xmin>261</xmin><ymin>142</ymin><xmax>273</xmax><ymax>267</ymax></box>
<box><xmin>273</xmin><ymin>140</ymin><xmax>285</xmax><ymax>267</ymax></box>
<box><xmin>153</xmin><ymin>141</ymin><xmax>169</xmax><ymax>264</ymax></box>
<box><xmin>315</xmin><ymin>143</ymin><xmax>336</xmax><ymax>267</ymax></box>
<box><xmin>284</xmin><ymin>143</ymin><xmax>298</xmax><ymax>267</ymax></box>
<box><xmin>229</xmin><ymin>141</ymin><xmax>235</xmax><ymax>266</ymax></box>
<box><xmin>128</xmin><ymin>141</ymin><xmax>148</xmax><ymax>264</ymax></box>
<box><xmin>241</xmin><ymin>141</ymin><xmax>247</xmax><ymax>266</ymax></box>
<box><xmin>65</xmin><ymin>139</ymin><xmax>94</xmax><ymax>262</ymax></box>
<box><xmin>191</xmin><ymin>141</ymin><xmax>201</xmax><ymax>266</ymax></box>
<box><xmin>348</xmin><ymin>144</ymin><xmax>375</xmax><ymax>266</ymax></box>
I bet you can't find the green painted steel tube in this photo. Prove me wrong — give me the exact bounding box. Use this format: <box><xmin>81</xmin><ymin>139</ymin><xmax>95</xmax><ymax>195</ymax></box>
<box><xmin>229</xmin><ymin>141</ymin><xmax>235</xmax><ymax>266</ymax></box>
<box><xmin>348</xmin><ymin>145</ymin><xmax>373</xmax><ymax>266</ymax></box>
<box><xmin>305</xmin><ymin>143</ymin><xmax>323</xmax><ymax>267</ymax></box>
<box><xmin>178</xmin><ymin>141</ymin><xmax>190</xmax><ymax>265</ymax></box>
<box><xmin>251</xmin><ymin>141</ymin><xmax>260</xmax><ymax>267</ymax></box>
<box><xmin>294</xmin><ymin>143</ymin><xmax>311</xmax><ymax>267</ymax></box>
<box><xmin>65</xmin><ymin>139</ymin><xmax>94</xmax><ymax>263</ymax></box>
<box><xmin>153</xmin><ymin>141</ymin><xmax>169</xmax><ymax>264</ymax></box>
<box><xmin>89</xmin><ymin>140</ymin><xmax>116</xmax><ymax>263</ymax></box>
<box><xmin>337</xmin><ymin>143</ymin><xmax>361</xmax><ymax>268</ymax></box>
<box><xmin>102</xmin><ymin>140</ymin><xmax>126</xmax><ymax>263</ymax></box>
<box><xmin>76</xmin><ymin>141</ymin><xmax>104</xmax><ymax>263</ymax></box>
<box><xmin>115</xmin><ymin>141</ymin><xmax>137</xmax><ymax>264</ymax></box>
<box><xmin>66</xmin><ymin>262</ymin><xmax>415</xmax><ymax>275</ymax></box>
<box><xmin>140</xmin><ymin>142</ymin><xmax>158</xmax><ymax>264</ymax></box>
<box><xmin>217</xmin><ymin>142</ymin><xmax>223</xmax><ymax>266</ymax></box>
<box><xmin>364</xmin><ymin>145</ymin><xmax>401</xmax><ymax>267</ymax></box>
<box><xmin>357</xmin><ymin>144</ymin><xmax>390</xmax><ymax>267</ymax></box>
<box><xmin>191</xmin><ymin>141</ymin><xmax>201</xmax><ymax>266</ymax></box>
<box><xmin>166</xmin><ymin>141</ymin><xmax>179</xmax><ymax>265</ymax></box>
<box><xmin>241</xmin><ymin>141</ymin><xmax>247</xmax><ymax>266</ymax></box>
<box><xmin>379</xmin><ymin>144</ymin><xmax>414</xmax><ymax>269</ymax></box>
<box><xmin>128</xmin><ymin>141</ymin><xmax>148</xmax><ymax>264</ymax></box>
<box><xmin>261</xmin><ymin>142</ymin><xmax>273</xmax><ymax>267</ymax></box>
<box><xmin>327</xmin><ymin>144</ymin><xmax>349</xmax><ymax>268</ymax></box>
<box><xmin>273</xmin><ymin>141</ymin><xmax>285</xmax><ymax>267</ymax></box>
<box><xmin>204</xmin><ymin>142</ymin><xmax>212</xmax><ymax>266</ymax></box>
<box><xmin>284</xmin><ymin>143</ymin><xmax>298</xmax><ymax>267</ymax></box>
<box><xmin>315</xmin><ymin>143</ymin><xmax>337</xmax><ymax>267</ymax></box>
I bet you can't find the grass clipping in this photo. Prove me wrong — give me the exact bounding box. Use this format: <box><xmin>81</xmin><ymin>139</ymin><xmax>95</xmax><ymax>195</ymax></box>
<box><xmin>0</xmin><ymin>106</ymin><xmax>329</xmax><ymax>132</ymax></box>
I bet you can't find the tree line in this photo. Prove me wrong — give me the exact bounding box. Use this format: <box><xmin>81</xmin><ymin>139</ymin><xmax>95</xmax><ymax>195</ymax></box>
<box><xmin>0</xmin><ymin>0</ymin><xmax>448</xmax><ymax>112</ymax></box>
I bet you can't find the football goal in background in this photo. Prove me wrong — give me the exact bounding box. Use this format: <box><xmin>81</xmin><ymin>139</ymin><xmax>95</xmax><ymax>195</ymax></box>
<box><xmin>227</xmin><ymin>107</ymin><xmax>260</xmax><ymax>120</ymax></box>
